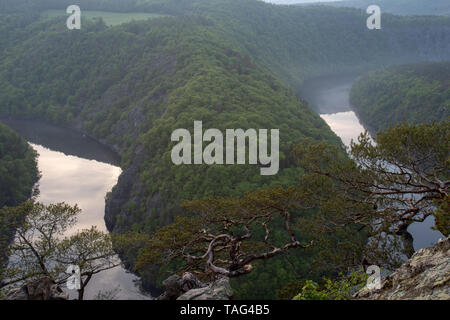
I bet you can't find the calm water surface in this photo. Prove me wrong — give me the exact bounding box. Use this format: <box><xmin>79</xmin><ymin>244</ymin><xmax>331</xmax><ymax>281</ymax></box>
<box><xmin>2</xmin><ymin>119</ymin><xmax>150</xmax><ymax>300</ymax></box>
<box><xmin>2</xmin><ymin>74</ymin><xmax>443</xmax><ymax>297</ymax></box>
<box><xmin>301</xmin><ymin>76</ymin><xmax>444</xmax><ymax>251</ymax></box>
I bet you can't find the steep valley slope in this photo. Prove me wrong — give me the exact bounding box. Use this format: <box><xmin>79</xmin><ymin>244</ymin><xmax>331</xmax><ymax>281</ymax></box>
<box><xmin>1</xmin><ymin>0</ymin><xmax>450</xmax><ymax>298</ymax></box>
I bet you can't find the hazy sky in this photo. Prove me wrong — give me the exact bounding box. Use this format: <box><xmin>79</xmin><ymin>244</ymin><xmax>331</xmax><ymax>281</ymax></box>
<box><xmin>263</xmin><ymin>0</ymin><xmax>343</xmax><ymax>4</ymax></box>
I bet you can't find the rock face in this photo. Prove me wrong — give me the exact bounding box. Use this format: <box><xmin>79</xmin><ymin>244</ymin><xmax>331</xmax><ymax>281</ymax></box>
<box><xmin>157</xmin><ymin>272</ymin><xmax>233</xmax><ymax>300</ymax></box>
<box><xmin>356</xmin><ymin>237</ymin><xmax>450</xmax><ymax>300</ymax></box>
<box><xmin>6</xmin><ymin>277</ymin><xmax>68</xmax><ymax>300</ymax></box>
<box><xmin>177</xmin><ymin>277</ymin><xmax>233</xmax><ymax>300</ymax></box>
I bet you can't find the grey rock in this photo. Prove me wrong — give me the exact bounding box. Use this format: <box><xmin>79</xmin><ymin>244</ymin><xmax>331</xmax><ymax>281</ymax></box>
<box><xmin>355</xmin><ymin>237</ymin><xmax>450</xmax><ymax>300</ymax></box>
<box><xmin>156</xmin><ymin>274</ymin><xmax>182</xmax><ymax>300</ymax></box>
<box><xmin>6</xmin><ymin>277</ymin><xmax>68</xmax><ymax>300</ymax></box>
<box><xmin>177</xmin><ymin>277</ymin><xmax>233</xmax><ymax>301</ymax></box>
<box><xmin>179</xmin><ymin>272</ymin><xmax>206</xmax><ymax>293</ymax></box>
<box><xmin>157</xmin><ymin>272</ymin><xmax>207</xmax><ymax>300</ymax></box>
<box><xmin>157</xmin><ymin>272</ymin><xmax>234</xmax><ymax>300</ymax></box>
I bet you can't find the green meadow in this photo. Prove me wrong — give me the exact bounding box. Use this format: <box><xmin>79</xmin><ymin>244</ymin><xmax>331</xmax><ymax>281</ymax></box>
<box><xmin>41</xmin><ymin>10</ymin><xmax>169</xmax><ymax>26</ymax></box>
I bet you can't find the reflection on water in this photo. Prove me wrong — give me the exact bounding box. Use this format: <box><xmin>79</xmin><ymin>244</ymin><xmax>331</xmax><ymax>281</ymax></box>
<box><xmin>0</xmin><ymin>118</ymin><xmax>120</xmax><ymax>166</ymax></box>
<box><xmin>320</xmin><ymin>111</ymin><xmax>366</xmax><ymax>146</ymax></box>
<box><xmin>303</xmin><ymin>75</ymin><xmax>444</xmax><ymax>251</ymax></box>
<box><xmin>3</xmin><ymin>119</ymin><xmax>149</xmax><ymax>300</ymax></box>
<box><xmin>408</xmin><ymin>216</ymin><xmax>443</xmax><ymax>251</ymax></box>
<box><xmin>31</xmin><ymin>144</ymin><xmax>121</xmax><ymax>235</ymax></box>
<box><xmin>32</xmin><ymin>144</ymin><xmax>149</xmax><ymax>299</ymax></box>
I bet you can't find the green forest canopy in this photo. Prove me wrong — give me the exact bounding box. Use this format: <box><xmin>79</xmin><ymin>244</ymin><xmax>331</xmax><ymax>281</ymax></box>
<box><xmin>0</xmin><ymin>0</ymin><xmax>449</xmax><ymax>298</ymax></box>
<box><xmin>0</xmin><ymin>121</ymin><xmax>38</xmax><ymax>208</ymax></box>
<box><xmin>350</xmin><ymin>61</ymin><xmax>450</xmax><ymax>133</ymax></box>
<box><xmin>0</xmin><ymin>121</ymin><xmax>38</xmax><ymax>267</ymax></box>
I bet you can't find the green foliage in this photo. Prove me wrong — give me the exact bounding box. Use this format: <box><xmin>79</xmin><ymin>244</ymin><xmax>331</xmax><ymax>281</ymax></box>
<box><xmin>0</xmin><ymin>201</ymin><xmax>120</xmax><ymax>300</ymax></box>
<box><xmin>350</xmin><ymin>61</ymin><xmax>450</xmax><ymax>133</ymax></box>
<box><xmin>276</xmin><ymin>280</ymin><xmax>308</xmax><ymax>300</ymax></box>
<box><xmin>292</xmin><ymin>271</ymin><xmax>368</xmax><ymax>300</ymax></box>
<box><xmin>0</xmin><ymin>121</ymin><xmax>38</xmax><ymax>209</ymax></box>
<box><xmin>293</xmin><ymin>280</ymin><xmax>329</xmax><ymax>300</ymax></box>
<box><xmin>133</xmin><ymin>183</ymin><xmax>363</xmax><ymax>299</ymax></box>
<box><xmin>136</xmin><ymin>121</ymin><xmax>449</xmax><ymax>298</ymax></box>
<box><xmin>294</xmin><ymin>121</ymin><xmax>449</xmax><ymax>267</ymax></box>
<box><xmin>434</xmin><ymin>196</ymin><xmax>449</xmax><ymax>237</ymax></box>
<box><xmin>0</xmin><ymin>121</ymin><xmax>39</xmax><ymax>267</ymax></box>
<box><xmin>0</xmin><ymin>0</ymin><xmax>449</xmax><ymax>299</ymax></box>
<box><xmin>135</xmin><ymin>187</ymin><xmax>318</xmax><ymax>287</ymax></box>
<box><xmin>0</xmin><ymin>10</ymin><xmax>341</xmax><ymax>298</ymax></box>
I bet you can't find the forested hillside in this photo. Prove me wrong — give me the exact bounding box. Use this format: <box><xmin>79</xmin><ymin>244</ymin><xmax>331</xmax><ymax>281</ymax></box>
<box><xmin>190</xmin><ymin>0</ymin><xmax>450</xmax><ymax>93</ymax></box>
<box><xmin>350</xmin><ymin>61</ymin><xmax>450</xmax><ymax>133</ymax></box>
<box><xmin>0</xmin><ymin>122</ymin><xmax>38</xmax><ymax>208</ymax></box>
<box><xmin>309</xmin><ymin>0</ymin><xmax>450</xmax><ymax>16</ymax></box>
<box><xmin>1</xmin><ymin>0</ymin><xmax>449</xmax><ymax>298</ymax></box>
<box><xmin>0</xmin><ymin>121</ymin><xmax>39</xmax><ymax>266</ymax></box>
<box><xmin>3</xmin><ymin>0</ymin><xmax>450</xmax><ymax>91</ymax></box>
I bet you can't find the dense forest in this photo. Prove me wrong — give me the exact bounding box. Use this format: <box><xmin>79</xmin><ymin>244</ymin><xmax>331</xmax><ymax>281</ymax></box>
<box><xmin>350</xmin><ymin>61</ymin><xmax>450</xmax><ymax>133</ymax></box>
<box><xmin>0</xmin><ymin>0</ymin><xmax>449</xmax><ymax>298</ymax></box>
<box><xmin>0</xmin><ymin>121</ymin><xmax>39</xmax><ymax>266</ymax></box>
<box><xmin>0</xmin><ymin>122</ymin><xmax>38</xmax><ymax>209</ymax></box>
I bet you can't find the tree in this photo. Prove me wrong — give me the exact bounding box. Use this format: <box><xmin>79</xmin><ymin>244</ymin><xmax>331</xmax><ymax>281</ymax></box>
<box><xmin>137</xmin><ymin>122</ymin><xmax>449</xmax><ymax>286</ymax></box>
<box><xmin>0</xmin><ymin>201</ymin><xmax>120</xmax><ymax>300</ymax></box>
<box><xmin>137</xmin><ymin>187</ymin><xmax>314</xmax><ymax>281</ymax></box>
<box><xmin>57</xmin><ymin>227</ymin><xmax>120</xmax><ymax>300</ymax></box>
<box><xmin>293</xmin><ymin>121</ymin><xmax>449</xmax><ymax>266</ymax></box>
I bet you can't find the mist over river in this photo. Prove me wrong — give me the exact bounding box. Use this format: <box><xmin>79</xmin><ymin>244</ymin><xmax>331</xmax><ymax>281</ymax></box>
<box><xmin>301</xmin><ymin>75</ymin><xmax>444</xmax><ymax>251</ymax></box>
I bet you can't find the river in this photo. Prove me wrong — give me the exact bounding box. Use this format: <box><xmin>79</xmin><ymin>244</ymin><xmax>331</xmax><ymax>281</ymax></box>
<box><xmin>1</xmin><ymin>119</ymin><xmax>150</xmax><ymax>300</ymax></box>
<box><xmin>300</xmin><ymin>75</ymin><xmax>444</xmax><ymax>251</ymax></box>
<box><xmin>1</xmin><ymin>74</ymin><xmax>443</xmax><ymax>298</ymax></box>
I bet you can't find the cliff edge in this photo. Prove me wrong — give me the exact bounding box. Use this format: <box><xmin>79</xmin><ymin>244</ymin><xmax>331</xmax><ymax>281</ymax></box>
<box><xmin>356</xmin><ymin>237</ymin><xmax>449</xmax><ymax>300</ymax></box>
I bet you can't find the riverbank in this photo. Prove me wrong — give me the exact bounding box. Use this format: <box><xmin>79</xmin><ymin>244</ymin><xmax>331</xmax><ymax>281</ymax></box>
<box><xmin>301</xmin><ymin>74</ymin><xmax>444</xmax><ymax>251</ymax></box>
<box><xmin>1</xmin><ymin>119</ymin><xmax>149</xmax><ymax>300</ymax></box>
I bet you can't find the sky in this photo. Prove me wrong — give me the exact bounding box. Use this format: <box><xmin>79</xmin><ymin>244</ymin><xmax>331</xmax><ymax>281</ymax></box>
<box><xmin>263</xmin><ymin>0</ymin><xmax>343</xmax><ymax>4</ymax></box>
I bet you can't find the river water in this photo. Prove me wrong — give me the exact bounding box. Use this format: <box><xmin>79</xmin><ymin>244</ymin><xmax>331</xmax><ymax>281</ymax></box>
<box><xmin>300</xmin><ymin>75</ymin><xmax>444</xmax><ymax>251</ymax></box>
<box><xmin>1</xmin><ymin>74</ymin><xmax>443</xmax><ymax>299</ymax></box>
<box><xmin>2</xmin><ymin>119</ymin><xmax>150</xmax><ymax>300</ymax></box>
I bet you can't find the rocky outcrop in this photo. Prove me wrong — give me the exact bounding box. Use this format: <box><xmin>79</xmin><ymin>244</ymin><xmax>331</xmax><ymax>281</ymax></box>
<box><xmin>177</xmin><ymin>277</ymin><xmax>233</xmax><ymax>300</ymax></box>
<box><xmin>355</xmin><ymin>237</ymin><xmax>449</xmax><ymax>300</ymax></box>
<box><xmin>157</xmin><ymin>273</ymin><xmax>207</xmax><ymax>300</ymax></box>
<box><xmin>157</xmin><ymin>272</ymin><xmax>233</xmax><ymax>300</ymax></box>
<box><xmin>6</xmin><ymin>277</ymin><xmax>68</xmax><ymax>300</ymax></box>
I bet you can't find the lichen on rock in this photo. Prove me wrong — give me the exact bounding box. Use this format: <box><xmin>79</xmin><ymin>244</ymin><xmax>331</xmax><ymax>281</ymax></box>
<box><xmin>355</xmin><ymin>237</ymin><xmax>449</xmax><ymax>300</ymax></box>
<box><xmin>156</xmin><ymin>272</ymin><xmax>233</xmax><ymax>300</ymax></box>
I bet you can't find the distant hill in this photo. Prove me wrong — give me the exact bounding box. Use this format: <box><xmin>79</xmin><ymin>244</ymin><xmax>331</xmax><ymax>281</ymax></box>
<box><xmin>297</xmin><ymin>0</ymin><xmax>450</xmax><ymax>16</ymax></box>
<box><xmin>350</xmin><ymin>61</ymin><xmax>450</xmax><ymax>133</ymax></box>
